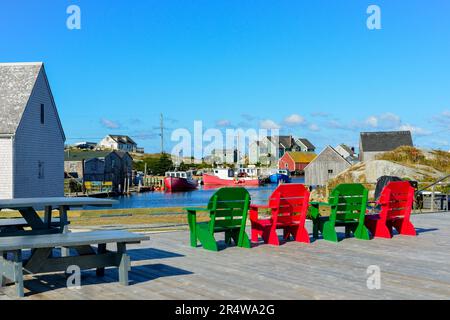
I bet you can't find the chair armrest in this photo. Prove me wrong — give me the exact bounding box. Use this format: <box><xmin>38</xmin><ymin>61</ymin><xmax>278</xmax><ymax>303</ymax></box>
<box><xmin>309</xmin><ymin>201</ymin><xmax>333</xmax><ymax>207</ymax></box>
<box><xmin>184</xmin><ymin>207</ymin><xmax>211</xmax><ymax>214</ymax></box>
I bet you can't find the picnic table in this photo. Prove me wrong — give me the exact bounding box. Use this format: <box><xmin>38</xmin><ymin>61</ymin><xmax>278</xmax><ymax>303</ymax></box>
<box><xmin>0</xmin><ymin>197</ymin><xmax>116</xmax><ymax>236</ymax></box>
<box><xmin>0</xmin><ymin>197</ymin><xmax>149</xmax><ymax>297</ymax></box>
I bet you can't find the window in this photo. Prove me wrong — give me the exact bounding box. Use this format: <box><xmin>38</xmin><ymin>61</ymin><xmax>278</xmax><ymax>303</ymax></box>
<box><xmin>40</xmin><ymin>104</ymin><xmax>45</xmax><ymax>124</ymax></box>
<box><xmin>38</xmin><ymin>161</ymin><xmax>45</xmax><ymax>179</ymax></box>
<box><xmin>328</xmin><ymin>169</ymin><xmax>334</xmax><ymax>174</ymax></box>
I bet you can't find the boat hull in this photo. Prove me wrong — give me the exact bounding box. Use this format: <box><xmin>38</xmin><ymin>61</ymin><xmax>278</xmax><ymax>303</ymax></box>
<box><xmin>202</xmin><ymin>174</ymin><xmax>260</xmax><ymax>186</ymax></box>
<box><xmin>269</xmin><ymin>173</ymin><xmax>291</xmax><ymax>184</ymax></box>
<box><xmin>164</xmin><ymin>177</ymin><xmax>198</xmax><ymax>192</ymax></box>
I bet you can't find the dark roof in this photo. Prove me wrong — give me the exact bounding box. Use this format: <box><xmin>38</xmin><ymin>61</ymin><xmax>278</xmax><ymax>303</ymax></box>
<box><xmin>298</xmin><ymin>138</ymin><xmax>315</xmax><ymax>150</ymax></box>
<box><xmin>360</xmin><ymin>131</ymin><xmax>413</xmax><ymax>152</ymax></box>
<box><xmin>267</xmin><ymin>136</ymin><xmax>295</xmax><ymax>149</ymax></box>
<box><xmin>0</xmin><ymin>63</ymin><xmax>42</xmax><ymax>134</ymax></box>
<box><xmin>109</xmin><ymin>135</ymin><xmax>137</xmax><ymax>146</ymax></box>
<box><xmin>65</xmin><ymin>150</ymin><xmax>113</xmax><ymax>161</ymax></box>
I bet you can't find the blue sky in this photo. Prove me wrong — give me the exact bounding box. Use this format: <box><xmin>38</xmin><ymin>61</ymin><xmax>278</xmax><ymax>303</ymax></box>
<box><xmin>1</xmin><ymin>0</ymin><xmax>450</xmax><ymax>154</ymax></box>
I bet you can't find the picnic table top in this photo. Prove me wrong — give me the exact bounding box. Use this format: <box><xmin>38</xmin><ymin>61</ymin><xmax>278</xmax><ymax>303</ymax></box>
<box><xmin>0</xmin><ymin>197</ymin><xmax>117</xmax><ymax>209</ymax></box>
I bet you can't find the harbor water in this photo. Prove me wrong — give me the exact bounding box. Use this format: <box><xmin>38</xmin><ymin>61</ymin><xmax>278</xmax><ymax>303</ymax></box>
<box><xmin>109</xmin><ymin>177</ymin><xmax>305</xmax><ymax>209</ymax></box>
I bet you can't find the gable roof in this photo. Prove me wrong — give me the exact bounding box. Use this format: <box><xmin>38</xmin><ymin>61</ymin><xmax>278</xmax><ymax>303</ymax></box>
<box><xmin>360</xmin><ymin>131</ymin><xmax>413</xmax><ymax>152</ymax></box>
<box><xmin>65</xmin><ymin>150</ymin><xmax>114</xmax><ymax>161</ymax></box>
<box><xmin>304</xmin><ymin>146</ymin><xmax>351</xmax><ymax>170</ymax></box>
<box><xmin>267</xmin><ymin>136</ymin><xmax>295</xmax><ymax>149</ymax></box>
<box><xmin>108</xmin><ymin>135</ymin><xmax>137</xmax><ymax>146</ymax></box>
<box><xmin>297</xmin><ymin>138</ymin><xmax>315</xmax><ymax>150</ymax></box>
<box><xmin>337</xmin><ymin>144</ymin><xmax>354</xmax><ymax>155</ymax></box>
<box><xmin>0</xmin><ymin>62</ymin><xmax>42</xmax><ymax>134</ymax></box>
<box><xmin>285</xmin><ymin>151</ymin><xmax>317</xmax><ymax>163</ymax></box>
<box><xmin>65</xmin><ymin>149</ymin><xmax>132</xmax><ymax>161</ymax></box>
<box><xmin>0</xmin><ymin>62</ymin><xmax>65</xmax><ymax>140</ymax></box>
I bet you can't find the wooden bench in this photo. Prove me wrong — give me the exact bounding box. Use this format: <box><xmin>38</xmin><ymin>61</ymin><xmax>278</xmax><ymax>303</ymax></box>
<box><xmin>0</xmin><ymin>230</ymin><xmax>149</xmax><ymax>297</ymax></box>
<box><xmin>0</xmin><ymin>218</ymin><xmax>67</xmax><ymax>236</ymax></box>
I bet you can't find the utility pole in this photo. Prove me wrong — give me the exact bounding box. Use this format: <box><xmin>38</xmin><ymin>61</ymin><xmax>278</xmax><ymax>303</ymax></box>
<box><xmin>160</xmin><ymin>113</ymin><xmax>164</xmax><ymax>155</ymax></box>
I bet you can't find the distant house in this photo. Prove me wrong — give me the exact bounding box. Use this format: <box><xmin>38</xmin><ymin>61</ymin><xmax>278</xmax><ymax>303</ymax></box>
<box><xmin>207</xmin><ymin>149</ymin><xmax>238</xmax><ymax>165</ymax></box>
<box><xmin>359</xmin><ymin>131</ymin><xmax>413</xmax><ymax>162</ymax></box>
<box><xmin>304</xmin><ymin>146</ymin><xmax>351</xmax><ymax>186</ymax></box>
<box><xmin>98</xmin><ymin>135</ymin><xmax>138</xmax><ymax>153</ymax></box>
<box><xmin>278</xmin><ymin>152</ymin><xmax>317</xmax><ymax>173</ymax></box>
<box><xmin>249</xmin><ymin>139</ymin><xmax>278</xmax><ymax>165</ymax></box>
<box><xmin>335</xmin><ymin>144</ymin><xmax>358</xmax><ymax>164</ymax></box>
<box><xmin>64</xmin><ymin>150</ymin><xmax>133</xmax><ymax>193</ymax></box>
<box><xmin>0</xmin><ymin>62</ymin><xmax>65</xmax><ymax>199</ymax></box>
<box><xmin>296</xmin><ymin>138</ymin><xmax>316</xmax><ymax>152</ymax></box>
<box><xmin>249</xmin><ymin>135</ymin><xmax>315</xmax><ymax>165</ymax></box>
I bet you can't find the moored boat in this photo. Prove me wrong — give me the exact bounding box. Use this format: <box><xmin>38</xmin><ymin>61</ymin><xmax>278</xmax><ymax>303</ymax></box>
<box><xmin>269</xmin><ymin>169</ymin><xmax>291</xmax><ymax>184</ymax></box>
<box><xmin>203</xmin><ymin>168</ymin><xmax>260</xmax><ymax>186</ymax></box>
<box><xmin>164</xmin><ymin>171</ymin><xmax>198</xmax><ymax>192</ymax></box>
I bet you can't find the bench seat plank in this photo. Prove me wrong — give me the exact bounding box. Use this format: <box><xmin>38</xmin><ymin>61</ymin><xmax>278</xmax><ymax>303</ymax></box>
<box><xmin>0</xmin><ymin>218</ymin><xmax>62</xmax><ymax>228</ymax></box>
<box><xmin>0</xmin><ymin>230</ymin><xmax>149</xmax><ymax>251</ymax></box>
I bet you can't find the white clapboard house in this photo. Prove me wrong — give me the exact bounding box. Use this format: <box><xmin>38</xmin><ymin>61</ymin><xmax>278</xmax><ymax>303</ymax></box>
<box><xmin>0</xmin><ymin>62</ymin><xmax>65</xmax><ymax>199</ymax></box>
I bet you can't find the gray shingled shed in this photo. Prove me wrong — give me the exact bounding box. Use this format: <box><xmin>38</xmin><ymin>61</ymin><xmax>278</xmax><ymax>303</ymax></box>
<box><xmin>0</xmin><ymin>62</ymin><xmax>65</xmax><ymax>199</ymax></box>
<box><xmin>359</xmin><ymin>131</ymin><xmax>413</xmax><ymax>162</ymax></box>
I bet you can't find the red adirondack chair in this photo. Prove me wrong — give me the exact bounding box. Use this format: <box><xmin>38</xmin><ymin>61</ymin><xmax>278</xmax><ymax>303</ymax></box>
<box><xmin>250</xmin><ymin>184</ymin><xmax>310</xmax><ymax>245</ymax></box>
<box><xmin>365</xmin><ymin>181</ymin><xmax>416</xmax><ymax>238</ymax></box>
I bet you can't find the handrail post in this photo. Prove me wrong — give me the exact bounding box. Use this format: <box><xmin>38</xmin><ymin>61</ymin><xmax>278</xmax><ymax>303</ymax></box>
<box><xmin>431</xmin><ymin>185</ymin><xmax>435</xmax><ymax>212</ymax></box>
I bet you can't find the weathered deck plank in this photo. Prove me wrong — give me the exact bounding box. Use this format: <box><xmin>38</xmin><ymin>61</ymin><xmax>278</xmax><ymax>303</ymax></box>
<box><xmin>1</xmin><ymin>212</ymin><xmax>449</xmax><ymax>300</ymax></box>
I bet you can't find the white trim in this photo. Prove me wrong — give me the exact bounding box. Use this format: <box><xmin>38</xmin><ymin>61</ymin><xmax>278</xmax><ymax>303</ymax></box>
<box><xmin>0</xmin><ymin>62</ymin><xmax>43</xmax><ymax>66</ymax></box>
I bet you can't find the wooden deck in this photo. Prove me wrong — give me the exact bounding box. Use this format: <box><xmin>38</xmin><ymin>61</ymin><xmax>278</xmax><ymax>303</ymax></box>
<box><xmin>1</xmin><ymin>212</ymin><xmax>450</xmax><ymax>300</ymax></box>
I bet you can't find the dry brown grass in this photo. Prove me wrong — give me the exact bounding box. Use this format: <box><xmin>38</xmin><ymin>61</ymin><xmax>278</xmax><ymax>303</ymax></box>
<box><xmin>376</xmin><ymin>146</ymin><xmax>450</xmax><ymax>173</ymax></box>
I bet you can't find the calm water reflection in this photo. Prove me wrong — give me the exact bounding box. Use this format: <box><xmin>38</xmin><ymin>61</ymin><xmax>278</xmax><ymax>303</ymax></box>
<box><xmin>109</xmin><ymin>177</ymin><xmax>305</xmax><ymax>209</ymax></box>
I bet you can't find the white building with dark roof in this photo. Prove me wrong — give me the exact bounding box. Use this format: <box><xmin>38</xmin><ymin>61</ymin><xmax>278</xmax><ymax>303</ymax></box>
<box><xmin>359</xmin><ymin>131</ymin><xmax>413</xmax><ymax>162</ymax></box>
<box><xmin>0</xmin><ymin>62</ymin><xmax>66</xmax><ymax>199</ymax></box>
<box><xmin>98</xmin><ymin>134</ymin><xmax>138</xmax><ymax>153</ymax></box>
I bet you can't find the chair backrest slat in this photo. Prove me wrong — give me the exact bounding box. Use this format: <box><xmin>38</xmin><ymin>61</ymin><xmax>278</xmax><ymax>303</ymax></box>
<box><xmin>379</xmin><ymin>181</ymin><xmax>414</xmax><ymax>219</ymax></box>
<box><xmin>329</xmin><ymin>184</ymin><xmax>368</xmax><ymax>222</ymax></box>
<box><xmin>268</xmin><ymin>184</ymin><xmax>310</xmax><ymax>222</ymax></box>
<box><xmin>207</xmin><ymin>187</ymin><xmax>251</xmax><ymax>229</ymax></box>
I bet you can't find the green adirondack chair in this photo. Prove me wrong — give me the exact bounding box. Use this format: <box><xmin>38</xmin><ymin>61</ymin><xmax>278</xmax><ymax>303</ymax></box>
<box><xmin>184</xmin><ymin>187</ymin><xmax>251</xmax><ymax>251</ymax></box>
<box><xmin>309</xmin><ymin>183</ymin><xmax>370</xmax><ymax>242</ymax></box>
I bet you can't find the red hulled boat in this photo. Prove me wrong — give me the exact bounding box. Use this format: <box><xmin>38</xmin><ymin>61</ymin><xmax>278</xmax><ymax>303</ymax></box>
<box><xmin>202</xmin><ymin>169</ymin><xmax>260</xmax><ymax>186</ymax></box>
<box><xmin>164</xmin><ymin>171</ymin><xmax>198</xmax><ymax>192</ymax></box>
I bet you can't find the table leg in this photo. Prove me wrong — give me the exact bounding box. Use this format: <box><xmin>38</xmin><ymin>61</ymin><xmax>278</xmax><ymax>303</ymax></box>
<box><xmin>12</xmin><ymin>251</ymin><xmax>24</xmax><ymax>298</ymax></box>
<box><xmin>60</xmin><ymin>206</ymin><xmax>71</xmax><ymax>257</ymax></box>
<box><xmin>18</xmin><ymin>208</ymin><xmax>46</xmax><ymax>230</ymax></box>
<box><xmin>117</xmin><ymin>243</ymin><xmax>130</xmax><ymax>286</ymax></box>
<box><xmin>96</xmin><ymin>244</ymin><xmax>107</xmax><ymax>277</ymax></box>
<box><xmin>44</xmin><ymin>206</ymin><xmax>52</xmax><ymax>228</ymax></box>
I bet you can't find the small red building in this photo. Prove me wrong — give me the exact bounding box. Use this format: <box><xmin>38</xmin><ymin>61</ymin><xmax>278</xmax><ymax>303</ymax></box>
<box><xmin>278</xmin><ymin>152</ymin><xmax>317</xmax><ymax>172</ymax></box>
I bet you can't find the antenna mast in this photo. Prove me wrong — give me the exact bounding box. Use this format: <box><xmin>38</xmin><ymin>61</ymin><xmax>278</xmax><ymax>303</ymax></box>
<box><xmin>160</xmin><ymin>113</ymin><xmax>164</xmax><ymax>154</ymax></box>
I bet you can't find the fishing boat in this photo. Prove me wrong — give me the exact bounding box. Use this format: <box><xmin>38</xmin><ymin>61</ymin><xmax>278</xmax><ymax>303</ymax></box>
<box><xmin>202</xmin><ymin>168</ymin><xmax>260</xmax><ymax>186</ymax></box>
<box><xmin>164</xmin><ymin>171</ymin><xmax>198</xmax><ymax>192</ymax></box>
<box><xmin>269</xmin><ymin>169</ymin><xmax>291</xmax><ymax>184</ymax></box>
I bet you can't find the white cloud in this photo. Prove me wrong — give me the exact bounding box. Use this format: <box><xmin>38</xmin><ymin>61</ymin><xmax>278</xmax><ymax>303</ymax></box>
<box><xmin>284</xmin><ymin>114</ymin><xmax>306</xmax><ymax>126</ymax></box>
<box><xmin>308</xmin><ymin>123</ymin><xmax>320</xmax><ymax>132</ymax></box>
<box><xmin>364</xmin><ymin>113</ymin><xmax>401</xmax><ymax>129</ymax></box>
<box><xmin>100</xmin><ymin>118</ymin><xmax>121</xmax><ymax>129</ymax></box>
<box><xmin>260</xmin><ymin>119</ymin><xmax>281</xmax><ymax>129</ymax></box>
<box><xmin>216</xmin><ymin>119</ymin><xmax>232</xmax><ymax>127</ymax></box>
<box><xmin>365</xmin><ymin>116</ymin><xmax>378</xmax><ymax>128</ymax></box>
<box><xmin>398</xmin><ymin>124</ymin><xmax>431</xmax><ymax>136</ymax></box>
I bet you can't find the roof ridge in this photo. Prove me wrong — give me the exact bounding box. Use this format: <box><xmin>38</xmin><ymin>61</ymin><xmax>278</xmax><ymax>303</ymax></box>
<box><xmin>0</xmin><ymin>62</ymin><xmax>43</xmax><ymax>66</ymax></box>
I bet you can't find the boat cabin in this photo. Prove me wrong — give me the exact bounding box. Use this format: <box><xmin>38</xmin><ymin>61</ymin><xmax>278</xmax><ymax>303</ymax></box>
<box><xmin>165</xmin><ymin>171</ymin><xmax>194</xmax><ymax>179</ymax></box>
<box><xmin>212</xmin><ymin>168</ymin><xmax>236</xmax><ymax>179</ymax></box>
